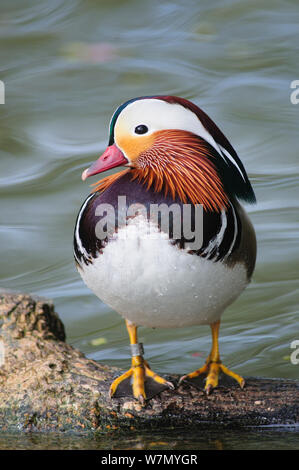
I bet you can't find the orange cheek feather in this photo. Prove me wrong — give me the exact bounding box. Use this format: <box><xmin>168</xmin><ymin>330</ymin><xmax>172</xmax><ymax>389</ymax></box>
<box><xmin>132</xmin><ymin>130</ymin><xmax>229</xmax><ymax>212</ymax></box>
<box><xmin>116</xmin><ymin>133</ymin><xmax>156</xmax><ymax>164</ymax></box>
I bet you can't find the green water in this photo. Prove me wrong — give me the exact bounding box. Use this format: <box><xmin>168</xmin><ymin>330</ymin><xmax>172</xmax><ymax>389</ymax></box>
<box><xmin>0</xmin><ymin>0</ymin><xmax>298</xmax><ymax>449</ymax></box>
<box><xmin>0</xmin><ymin>428</ymin><xmax>298</xmax><ymax>450</ymax></box>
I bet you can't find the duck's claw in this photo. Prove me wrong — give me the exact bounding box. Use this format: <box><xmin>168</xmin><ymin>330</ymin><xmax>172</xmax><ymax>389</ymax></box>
<box><xmin>178</xmin><ymin>362</ymin><xmax>209</xmax><ymax>386</ymax></box>
<box><xmin>179</xmin><ymin>360</ymin><xmax>245</xmax><ymax>394</ymax></box>
<box><xmin>110</xmin><ymin>360</ymin><xmax>174</xmax><ymax>403</ymax></box>
<box><xmin>179</xmin><ymin>321</ymin><xmax>245</xmax><ymax>394</ymax></box>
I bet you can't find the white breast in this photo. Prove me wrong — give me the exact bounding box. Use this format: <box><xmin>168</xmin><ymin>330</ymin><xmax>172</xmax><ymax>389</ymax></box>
<box><xmin>78</xmin><ymin>216</ymin><xmax>248</xmax><ymax>328</ymax></box>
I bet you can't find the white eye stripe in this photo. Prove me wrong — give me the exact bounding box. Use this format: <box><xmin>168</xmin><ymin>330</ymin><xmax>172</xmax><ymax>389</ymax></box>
<box><xmin>115</xmin><ymin>99</ymin><xmax>214</xmax><ymax>140</ymax></box>
<box><xmin>115</xmin><ymin>98</ymin><xmax>246</xmax><ymax>182</ymax></box>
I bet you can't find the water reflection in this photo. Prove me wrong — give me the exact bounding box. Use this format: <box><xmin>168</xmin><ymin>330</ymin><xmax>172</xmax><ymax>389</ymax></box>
<box><xmin>0</xmin><ymin>427</ymin><xmax>298</xmax><ymax>450</ymax></box>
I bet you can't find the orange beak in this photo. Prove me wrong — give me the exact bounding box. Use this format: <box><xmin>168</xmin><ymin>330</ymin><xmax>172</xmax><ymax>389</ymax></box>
<box><xmin>81</xmin><ymin>144</ymin><xmax>128</xmax><ymax>181</ymax></box>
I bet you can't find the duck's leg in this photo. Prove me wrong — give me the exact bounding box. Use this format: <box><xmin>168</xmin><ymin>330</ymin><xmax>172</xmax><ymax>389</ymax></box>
<box><xmin>110</xmin><ymin>320</ymin><xmax>174</xmax><ymax>403</ymax></box>
<box><xmin>179</xmin><ymin>320</ymin><xmax>245</xmax><ymax>394</ymax></box>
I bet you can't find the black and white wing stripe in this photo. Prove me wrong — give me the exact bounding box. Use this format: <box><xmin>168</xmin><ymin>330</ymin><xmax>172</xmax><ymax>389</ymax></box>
<box><xmin>74</xmin><ymin>193</ymin><xmax>99</xmax><ymax>266</ymax></box>
<box><xmin>187</xmin><ymin>202</ymin><xmax>241</xmax><ymax>262</ymax></box>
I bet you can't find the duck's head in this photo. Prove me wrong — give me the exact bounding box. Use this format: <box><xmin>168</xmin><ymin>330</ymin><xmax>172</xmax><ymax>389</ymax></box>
<box><xmin>82</xmin><ymin>96</ymin><xmax>255</xmax><ymax>211</ymax></box>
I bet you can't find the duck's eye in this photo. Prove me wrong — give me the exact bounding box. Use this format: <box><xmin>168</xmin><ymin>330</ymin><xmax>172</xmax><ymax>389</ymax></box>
<box><xmin>134</xmin><ymin>124</ymin><xmax>148</xmax><ymax>135</ymax></box>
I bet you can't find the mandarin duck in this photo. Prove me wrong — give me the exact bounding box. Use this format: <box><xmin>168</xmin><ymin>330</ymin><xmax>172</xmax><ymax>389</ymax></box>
<box><xmin>74</xmin><ymin>96</ymin><xmax>256</xmax><ymax>404</ymax></box>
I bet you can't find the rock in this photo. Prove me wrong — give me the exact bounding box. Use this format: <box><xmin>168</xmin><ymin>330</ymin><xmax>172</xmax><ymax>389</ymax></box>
<box><xmin>0</xmin><ymin>292</ymin><xmax>298</xmax><ymax>434</ymax></box>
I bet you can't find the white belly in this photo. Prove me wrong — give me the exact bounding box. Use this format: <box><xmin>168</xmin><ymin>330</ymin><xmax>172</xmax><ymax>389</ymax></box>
<box><xmin>78</xmin><ymin>216</ymin><xmax>248</xmax><ymax>328</ymax></box>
